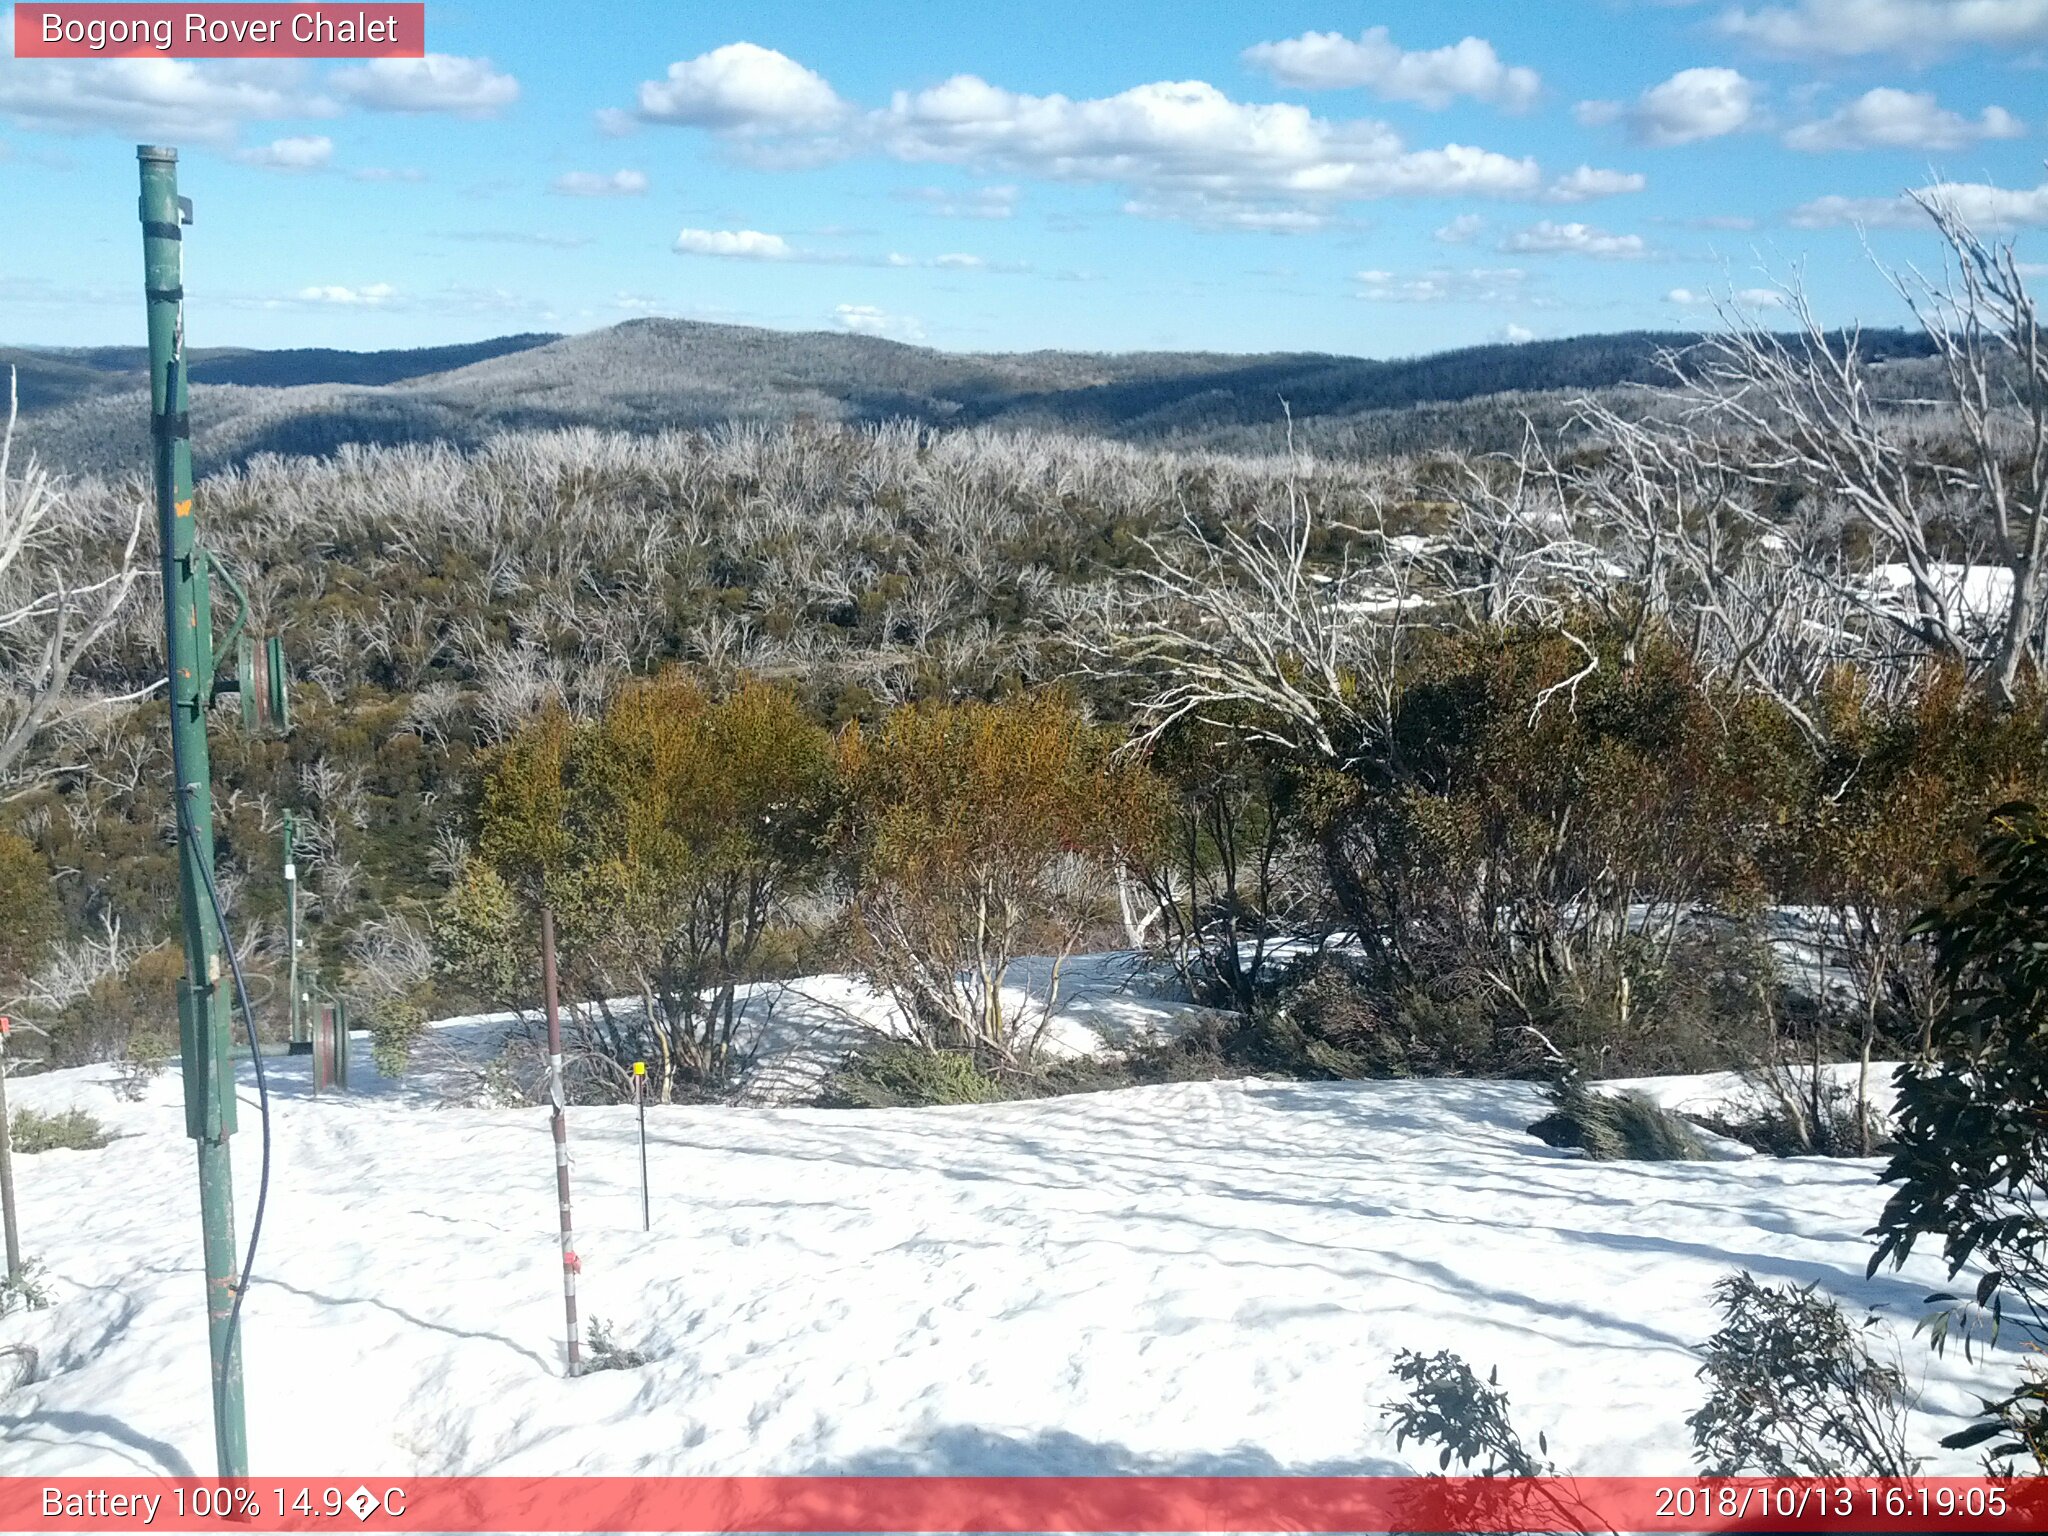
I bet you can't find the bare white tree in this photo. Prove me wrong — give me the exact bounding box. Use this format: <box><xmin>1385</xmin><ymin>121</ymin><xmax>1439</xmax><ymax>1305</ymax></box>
<box><xmin>1684</xmin><ymin>196</ymin><xmax>2048</xmax><ymax>703</ymax></box>
<box><xmin>0</xmin><ymin>368</ymin><xmax>150</xmax><ymax>784</ymax></box>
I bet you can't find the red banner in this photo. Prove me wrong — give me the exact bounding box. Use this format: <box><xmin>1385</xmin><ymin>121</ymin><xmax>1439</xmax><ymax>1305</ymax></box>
<box><xmin>12</xmin><ymin>4</ymin><xmax>425</xmax><ymax>58</ymax></box>
<box><xmin>0</xmin><ymin>1477</ymin><xmax>2043</xmax><ymax>1533</ymax></box>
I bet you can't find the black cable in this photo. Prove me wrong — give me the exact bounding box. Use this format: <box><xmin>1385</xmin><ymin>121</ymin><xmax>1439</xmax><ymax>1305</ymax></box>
<box><xmin>178</xmin><ymin>782</ymin><xmax>273</xmax><ymax>1397</ymax></box>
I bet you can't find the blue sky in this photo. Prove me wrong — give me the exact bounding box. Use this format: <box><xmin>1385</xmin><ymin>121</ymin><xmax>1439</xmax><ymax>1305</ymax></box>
<box><xmin>2</xmin><ymin>0</ymin><xmax>2045</xmax><ymax>355</ymax></box>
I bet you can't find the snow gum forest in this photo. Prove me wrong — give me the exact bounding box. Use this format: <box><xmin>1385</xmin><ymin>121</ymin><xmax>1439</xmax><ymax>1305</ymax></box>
<box><xmin>4</xmin><ymin>203</ymin><xmax>2048</xmax><ymax>1483</ymax></box>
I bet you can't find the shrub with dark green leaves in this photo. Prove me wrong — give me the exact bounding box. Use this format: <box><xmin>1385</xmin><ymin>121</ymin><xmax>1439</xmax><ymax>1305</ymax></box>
<box><xmin>818</xmin><ymin>1042</ymin><xmax>1003</xmax><ymax>1109</ymax></box>
<box><xmin>1383</xmin><ymin>1350</ymin><xmax>1553</xmax><ymax>1476</ymax></box>
<box><xmin>8</xmin><ymin>1106</ymin><xmax>110</xmax><ymax>1154</ymax></box>
<box><xmin>1528</xmin><ymin>1077</ymin><xmax>1707</xmax><ymax>1162</ymax></box>
<box><xmin>370</xmin><ymin>997</ymin><xmax>429</xmax><ymax>1077</ymax></box>
<box><xmin>1869</xmin><ymin>801</ymin><xmax>2048</xmax><ymax>1468</ymax></box>
<box><xmin>1688</xmin><ymin>1272</ymin><xmax>1917</xmax><ymax>1476</ymax></box>
<box><xmin>582</xmin><ymin>1317</ymin><xmax>649</xmax><ymax>1373</ymax></box>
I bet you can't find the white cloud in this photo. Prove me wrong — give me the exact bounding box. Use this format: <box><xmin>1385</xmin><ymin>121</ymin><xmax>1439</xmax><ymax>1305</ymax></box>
<box><xmin>623</xmin><ymin>44</ymin><xmax>1569</xmax><ymax>227</ymax></box>
<box><xmin>297</xmin><ymin>283</ymin><xmax>395</xmax><ymax>305</ymax></box>
<box><xmin>1121</xmin><ymin>197</ymin><xmax>1333</xmax><ymax>231</ymax></box>
<box><xmin>1783</xmin><ymin>88</ymin><xmax>2024</xmax><ymax>151</ymax></box>
<box><xmin>1719</xmin><ymin>0</ymin><xmax>2048</xmax><ymax>60</ymax></box>
<box><xmin>1503</xmin><ymin>220</ymin><xmax>1649</xmax><ymax>258</ymax></box>
<box><xmin>1435</xmin><ymin>213</ymin><xmax>1486</xmax><ymax>243</ymax></box>
<box><xmin>834</xmin><ymin>303</ymin><xmax>923</xmax><ymax>340</ymax></box>
<box><xmin>897</xmin><ymin>183</ymin><xmax>1020</xmax><ymax>219</ymax></box>
<box><xmin>329</xmin><ymin>54</ymin><xmax>518</xmax><ymax>117</ymax></box>
<box><xmin>1354</xmin><ymin>266</ymin><xmax>1531</xmax><ymax>302</ymax></box>
<box><xmin>0</xmin><ymin>17</ymin><xmax>324</xmax><ymax>141</ymax></box>
<box><xmin>674</xmin><ymin>228</ymin><xmax>794</xmax><ymax>259</ymax></box>
<box><xmin>1580</xmin><ymin>67</ymin><xmax>1758</xmax><ymax>146</ymax></box>
<box><xmin>1241</xmin><ymin>27</ymin><xmax>1541</xmax><ymax>111</ymax></box>
<box><xmin>872</xmin><ymin>75</ymin><xmax>1543</xmax><ymax>203</ymax></box>
<box><xmin>932</xmin><ymin>252</ymin><xmax>985</xmax><ymax>268</ymax></box>
<box><xmin>1500</xmin><ymin>323</ymin><xmax>1537</xmax><ymax>342</ymax></box>
<box><xmin>1668</xmin><ymin>285</ymin><xmax>1787</xmax><ymax>307</ymax></box>
<box><xmin>551</xmin><ymin>169</ymin><xmax>648</xmax><ymax>196</ymax></box>
<box><xmin>635</xmin><ymin>42</ymin><xmax>846</xmax><ymax>129</ymax></box>
<box><xmin>1791</xmin><ymin>177</ymin><xmax>2048</xmax><ymax>228</ymax></box>
<box><xmin>1546</xmin><ymin>164</ymin><xmax>1648</xmax><ymax>201</ymax></box>
<box><xmin>235</xmin><ymin>134</ymin><xmax>331</xmax><ymax>170</ymax></box>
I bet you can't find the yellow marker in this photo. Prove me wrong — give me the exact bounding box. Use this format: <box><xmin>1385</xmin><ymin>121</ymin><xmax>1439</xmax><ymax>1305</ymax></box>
<box><xmin>175</xmin><ymin>498</ymin><xmax>193</xmax><ymax>517</ymax></box>
<box><xmin>632</xmin><ymin>1061</ymin><xmax>646</xmax><ymax>1076</ymax></box>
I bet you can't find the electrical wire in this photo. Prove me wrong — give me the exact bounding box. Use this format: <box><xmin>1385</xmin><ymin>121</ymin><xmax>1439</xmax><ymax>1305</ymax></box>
<box><xmin>179</xmin><ymin>782</ymin><xmax>273</xmax><ymax>1397</ymax></box>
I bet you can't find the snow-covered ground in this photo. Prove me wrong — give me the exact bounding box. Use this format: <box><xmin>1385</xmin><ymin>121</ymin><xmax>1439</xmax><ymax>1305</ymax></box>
<box><xmin>0</xmin><ymin>1012</ymin><xmax>2017</xmax><ymax>1479</ymax></box>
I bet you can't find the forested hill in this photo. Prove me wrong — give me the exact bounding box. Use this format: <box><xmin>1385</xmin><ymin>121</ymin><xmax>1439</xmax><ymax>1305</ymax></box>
<box><xmin>5</xmin><ymin>319</ymin><xmax>1936</xmax><ymax>476</ymax></box>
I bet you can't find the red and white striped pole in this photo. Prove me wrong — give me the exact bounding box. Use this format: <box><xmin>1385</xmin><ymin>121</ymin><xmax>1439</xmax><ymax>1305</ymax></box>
<box><xmin>540</xmin><ymin>908</ymin><xmax>581</xmax><ymax>1377</ymax></box>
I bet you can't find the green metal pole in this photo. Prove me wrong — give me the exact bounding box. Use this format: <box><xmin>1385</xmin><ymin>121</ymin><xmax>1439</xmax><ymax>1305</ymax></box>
<box><xmin>140</xmin><ymin>143</ymin><xmax>248</xmax><ymax>1479</ymax></box>
<box><xmin>284</xmin><ymin>812</ymin><xmax>307</xmax><ymax>1054</ymax></box>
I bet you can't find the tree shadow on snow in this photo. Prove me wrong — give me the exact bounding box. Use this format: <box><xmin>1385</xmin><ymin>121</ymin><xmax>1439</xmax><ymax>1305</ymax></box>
<box><xmin>817</xmin><ymin>1423</ymin><xmax>1406</xmax><ymax>1476</ymax></box>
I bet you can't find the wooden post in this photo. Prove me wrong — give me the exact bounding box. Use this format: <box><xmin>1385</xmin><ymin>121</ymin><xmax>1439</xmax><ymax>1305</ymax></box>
<box><xmin>0</xmin><ymin>1019</ymin><xmax>19</xmax><ymax>1283</ymax></box>
<box><xmin>313</xmin><ymin>1003</ymin><xmax>333</xmax><ymax>1095</ymax></box>
<box><xmin>633</xmin><ymin>1060</ymin><xmax>649</xmax><ymax>1232</ymax></box>
<box><xmin>542</xmin><ymin>909</ymin><xmax>580</xmax><ymax>1376</ymax></box>
<box><xmin>333</xmin><ymin>998</ymin><xmax>348</xmax><ymax>1091</ymax></box>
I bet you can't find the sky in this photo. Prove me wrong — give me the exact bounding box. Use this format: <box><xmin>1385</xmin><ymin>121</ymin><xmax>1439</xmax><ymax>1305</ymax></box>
<box><xmin>2</xmin><ymin>0</ymin><xmax>2046</xmax><ymax>357</ymax></box>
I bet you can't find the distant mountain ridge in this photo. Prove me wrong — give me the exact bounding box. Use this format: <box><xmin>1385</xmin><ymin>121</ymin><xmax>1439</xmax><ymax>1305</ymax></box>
<box><xmin>3</xmin><ymin>318</ymin><xmax>1938</xmax><ymax>477</ymax></box>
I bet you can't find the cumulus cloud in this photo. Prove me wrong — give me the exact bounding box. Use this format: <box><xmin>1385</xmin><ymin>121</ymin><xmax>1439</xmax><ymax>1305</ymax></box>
<box><xmin>297</xmin><ymin>283</ymin><xmax>395</xmax><ymax>305</ymax></box>
<box><xmin>1503</xmin><ymin>220</ymin><xmax>1649</xmax><ymax>258</ymax></box>
<box><xmin>1718</xmin><ymin>0</ymin><xmax>2048</xmax><ymax>59</ymax></box>
<box><xmin>1668</xmin><ymin>285</ymin><xmax>1787</xmax><ymax>307</ymax></box>
<box><xmin>635</xmin><ymin>42</ymin><xmax>846</xmax><ymax>129</ymax></box>
<box><xmin>235</xmin><ymin>134</ymin><xmax>332</xmax><ymax>170</ymax></box>
<box><xmin>0</xmin><ymin>17</ymin><xmax>325</xmax><ymax>141</ymax></box>
<box><xmin>329</xmin><ymin>54</ymin><xmax>518</xmax><ymax>117</ymax></box>
<box><xmin>621</xmin><ymin>43</ymin><xmax>1590</xmax><ymax>228</ymax></box>
<box><xmin>1782</xmin><ymin>88</ymin><xmax>2024</xmax><ymax>151</ymax></box>
<box><xmin>1435</xmin><ymin>213</ymin><xmax>1486</xmax><ymax>243</ymax></box>
<box><xmin>872</xmin><ymin>75</ymin><xmax>1541</xmax><ymax>202</ymax></box>
<box><xmin>1354</xmin><ymin>266</ymin><xmax>1531</xmax><ymax>302</ymax></box>
<box><xmin>1241</xmin><ymin>26</ymin><xmax>1541</xmax><ymax>111</ymax></box>
<box><xmin>833</xmin><ymin>303</ymin><xmax>923</xmax><ymax>340</ymax></box>
<box><xmin>1579</xmin><ymin>67</ymin><xmax>1758</xmax><ymax>146</ymax></box>
<box><xmin>674</xmin><ymin>228</ymin><xmax>795</xmax><ymax>259</ymax></box>
<box><xmin>1546</xmin><ymin>164</ymin><xmax>1648</xmax><ymax>201</ymax></box>
<box><xmin>1791</xmin><ymin>177</ymin><xmax>2048</xmax><ymax>228</ymax></box>
<box><xmin>551</xmin><ymin>169</ymin><xmax>648</xmax><ymax>196</ymax></box>
<box><xmin>1500</xmin><ymin>323</ymin><xmax>1537</xmax><ymax>342</ymax></box>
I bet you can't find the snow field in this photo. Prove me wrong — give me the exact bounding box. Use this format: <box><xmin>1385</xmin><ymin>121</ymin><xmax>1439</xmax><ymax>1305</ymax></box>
<box><xmin>0</xmin><ymin>1026</ymin><xmax>2016</xmax><ymax>1479</ymax></box>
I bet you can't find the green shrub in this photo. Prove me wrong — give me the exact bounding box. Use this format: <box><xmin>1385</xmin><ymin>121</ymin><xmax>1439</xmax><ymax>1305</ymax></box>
<box><xmin>1870</xmin><ymin>801</ymin><xmax>2048</xmax><ymax>1467</ymax></box>
<box><xmin>582</xmin><ymin>1317</ymin><xmax>649</xmax><ymax>1373</ymax></box>
<box><xmin>1693</xmin><ymin>1073</ymin><xmax>1888</xmax><ymax>1158</ymax></box>
<box><xmin>0</xmin><ymin>1259</ymin><xmax>49</xmax><ymax>1316</ymax></box>
<box><xmin>1383</xmin><ymin>1351</ymin><xmax>1553</xmax><ymax>1476</ymax></box>
<box><xmin>1528</xmin><ymin>1078</ymin><xmax>1707</xmax><ymax>1161</ymax></box>
<box><xmin>8</xmin><ymin>1106</ymin><xmax>110</xmax><ymax>1154</ymax></box>
<box><xmin>1688</xmin><ymin>1272</ymin><xmax>1917</xmax><ymax>1476</ymax></box>
<box><xmin>838</xmin><ymin>691</ymin><xmax>1157</xmax><ymax>1069</ymax></box>
<box><xmin>370</xmin><ymin>997</ymin><xmax>428</xmax><ymax>1077</ymax></box>
<box><xmin>818</xmin><ymin>1042</ymin><xmax>1004</xmax><ymax>1109</ymax></box>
